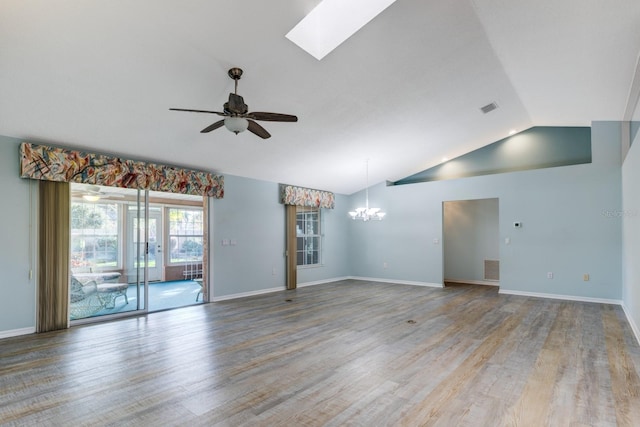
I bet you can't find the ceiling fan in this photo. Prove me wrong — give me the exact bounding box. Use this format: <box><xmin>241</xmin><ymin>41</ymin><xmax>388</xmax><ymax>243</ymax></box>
<box><xmin>170</xmin><ymin>67</ymin><xmax>298</xmax><ymax>139</ymax></box>
<box><xmin>72</xmin><ymin>185</ymin><xmax>125</xmax><ymax>202</ymax></box>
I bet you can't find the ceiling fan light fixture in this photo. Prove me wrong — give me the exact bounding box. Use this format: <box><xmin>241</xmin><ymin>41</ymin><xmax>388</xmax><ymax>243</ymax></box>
<box><xmin>224</xmin><ymin>117</ymin><xmax>249</xmax><ymax>134</ymax></box>
<box><xmin>82</xmin><ymin>194</ymin><xmax>100</xmax><ymax>202</ymax></box>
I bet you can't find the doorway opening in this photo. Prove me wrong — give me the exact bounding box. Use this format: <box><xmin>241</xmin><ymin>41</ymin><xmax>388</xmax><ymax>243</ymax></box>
<box><xmin>442</xmin><ymin>198</ymin><xmax>499</xmax><ymax>288</ymax></box>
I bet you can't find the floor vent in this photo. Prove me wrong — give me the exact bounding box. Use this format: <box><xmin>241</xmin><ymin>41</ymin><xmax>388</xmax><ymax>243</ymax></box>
<box><xmin>484</xmin><ymin>259</ymin><xmax>500</xmax><ymax>281</ymax></box>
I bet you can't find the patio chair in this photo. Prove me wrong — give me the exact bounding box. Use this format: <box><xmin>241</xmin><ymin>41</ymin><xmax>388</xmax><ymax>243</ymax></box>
<box><xmin>195</xmin><ymin>278</ymin><xmax>203</xmax><ymax>302</ymax></box>
<box><xmin>69</xmin><ymin>276</ymin><xmax>105</xmax><ymax>320</ymax></box>
<box><xmin>96</xmin><ymin>282</ymin><xmax>129</xmax><ymax>309</ymax></box>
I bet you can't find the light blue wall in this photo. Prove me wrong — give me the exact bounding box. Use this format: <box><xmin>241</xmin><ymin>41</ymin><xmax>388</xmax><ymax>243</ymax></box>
<box><xmin>0</xmin><ymin>136</ymin><xmax>36</xmax><ymax>335</ymax></box>
<box><xmin>0</xmin><ymin>121</ymin><xmax>627</xmax><ymax>337</ymax></box>
<box><xmin>348</xmin><ymin>121</ymin><xmax>622</xmax><ymax>299</ymax></box>
<box><xmin>622</xmin><ymin>122</ymin><xmax>640</xmax><ymax>339</ymax></box>
<box><xmin>0</xmin><ymin>139</ymin><xmax>351</xmax><ymax>335</ymax></box>
<box><xmin>210</xmin><ymin>175</ymin><xmax>286</xmax><ymax>297</ymax></box>
<box><xmin>297</xmin><ymin>194</ymin><xmax>351</xmax><ymax>284</ymax></box>
<box><xmin>443</xmin><ymin>198</ymin><xmax>499</xmax><ymax>282</ymax></box>
<box><xmin>210</xmin><ymin>175</ymin><xmax>351</xmax><ymax>298</ymax></box>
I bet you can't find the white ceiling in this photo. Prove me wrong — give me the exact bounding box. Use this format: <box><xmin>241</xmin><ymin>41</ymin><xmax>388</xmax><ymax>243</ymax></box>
<box><xmin>1</xmin><ymin>0</ymin><xmax>639</xmax><ymax>195</ymax></box>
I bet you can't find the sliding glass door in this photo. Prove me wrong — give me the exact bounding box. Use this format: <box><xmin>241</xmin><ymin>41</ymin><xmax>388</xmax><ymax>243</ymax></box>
<box><xmin>69</xmin><ymin>183</ymin><xmax>206</xmax><ymax>322</ymax></box>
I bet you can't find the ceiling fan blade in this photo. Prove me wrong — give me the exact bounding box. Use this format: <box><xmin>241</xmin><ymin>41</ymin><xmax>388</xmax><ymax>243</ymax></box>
<box><xmin>247</xmin><ymin>120</ymin><xmax>271</xmax><ymax>139</ymax></box>
<box><xmin>201</xmin><ymin>120</ymin><xmax>225</xmax><ymax>133</ymax></box>
<box><xmin>170</xmin><ymin>108</ymin><xmax>226</xmax><ymax>116</ymax></box>
<box><xmin>249</xmin><ymin>112</ymin><xmax>298</xmax><ymax>122</ymax></box>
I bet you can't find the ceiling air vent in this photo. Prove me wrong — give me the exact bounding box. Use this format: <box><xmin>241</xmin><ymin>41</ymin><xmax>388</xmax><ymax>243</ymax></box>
<box><xmin>480</xmin><ymin>102</ymin><xmax>498</xmax><ymax>114</ymax></box>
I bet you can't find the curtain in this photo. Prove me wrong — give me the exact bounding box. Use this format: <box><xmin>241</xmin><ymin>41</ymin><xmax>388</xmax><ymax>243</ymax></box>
<box><xmin>37</xmin><ymin>181</ymin><xmax>70</xmax><ymax>332</ymax></box>
<box><xmin>202</xmin><ymin>196</ymin><xmax>210</xmax><ymax>300</ymax></box>
<box><xmin>285</xmin><ymin>204</ymin><xmax>297</xmax><ymax>290</ymax></box>
<box><xmin>280</xmin><ymin>184</ymin><xmax>334</xmax><ymax>209</ymax></box>
<box><xmin>20</xmin><ymin>142</ymin><xmax>224</xmax><ymax>198</ymax></box>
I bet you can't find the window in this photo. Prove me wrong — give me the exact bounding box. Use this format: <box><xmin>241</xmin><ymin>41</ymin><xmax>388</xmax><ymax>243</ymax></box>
<box><xmin>168</xmin><ymin>208</ymin><xmax>204</xmax><ymax>264</ymax></box>
<box><xmin>71</xmin><ymin>202</ymin><xmax>121</xmax><ymax>271</ymax></box>
<box><xmin>296</xmin><ymin>206</ymin><xmax>321</xmax><ymax>266</ymax></box>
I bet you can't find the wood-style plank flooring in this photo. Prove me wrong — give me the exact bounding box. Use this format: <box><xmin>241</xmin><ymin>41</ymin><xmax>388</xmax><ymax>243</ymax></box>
<box><xmin>1</xmin><ymin>280</ymin><xmax>640</xmax><ymax>426</ymax></box>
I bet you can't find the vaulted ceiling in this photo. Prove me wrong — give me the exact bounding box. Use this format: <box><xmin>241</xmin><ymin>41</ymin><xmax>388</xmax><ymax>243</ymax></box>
<box><xmin>1</xmin><ymin>0</ymin><xmax>639</xmax><ymax>194</ymax></box>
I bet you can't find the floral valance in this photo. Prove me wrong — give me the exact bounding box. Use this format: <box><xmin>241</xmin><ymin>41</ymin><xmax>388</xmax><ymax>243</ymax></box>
<box><xmin>19</xmin><ymin>142</ymin><xmax>224</xmax><ymax>198</ymax></box>
<box><xmin>280</xmin><ymin>184</ymin><xmax>334</xmax><ymax>209</ymax></box>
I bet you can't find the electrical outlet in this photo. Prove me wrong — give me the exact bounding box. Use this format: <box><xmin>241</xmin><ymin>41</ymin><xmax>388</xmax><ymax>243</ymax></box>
<box><xmin>383</xmin><ymin>262</ymin><xmax>388</xmax><ymax>269</ymax></box>
<box><xmin>547</xmin><ymin>272</ymin><xmax>553</xmax><ymax>279</ymax></box>
<box><xmin>583</xmin><ymin>274</ymin><xmax>590</xmax><ymax>281</ymax></box>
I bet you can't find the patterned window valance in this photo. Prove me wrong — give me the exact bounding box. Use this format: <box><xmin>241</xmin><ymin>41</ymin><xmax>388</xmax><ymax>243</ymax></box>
<box><xmin>280</xmin><ymin>184</ymin><xmax>335</xmax><ymax>209</ymax></box>
<box><xmin>19</xmin><ymin>142</ymin><xmax>224</xmax><ymax>198</ymax></box>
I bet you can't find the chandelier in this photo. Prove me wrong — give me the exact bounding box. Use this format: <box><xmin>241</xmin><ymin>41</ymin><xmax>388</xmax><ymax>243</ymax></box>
<box><xmin>349</xmin><ymin>160</ymin><xmax>386</xmax><ymax>221</ymax></box>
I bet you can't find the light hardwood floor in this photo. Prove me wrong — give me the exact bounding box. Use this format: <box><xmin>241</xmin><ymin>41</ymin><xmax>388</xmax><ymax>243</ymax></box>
<box><xmin>1</xmin><ymin>280</ymin><xmax>639</xmax><ymax>426</ymax></box>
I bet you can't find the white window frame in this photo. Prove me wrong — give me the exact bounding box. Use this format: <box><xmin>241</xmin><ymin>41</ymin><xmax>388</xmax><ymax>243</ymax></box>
<box><xmin>296</xmin><ymin>206</ymin><xmax>323</xmax><ymax>268</ymax></box>
<box><xmin>70</xmin><ymin>200</ymin><xmax>124</xmax><ymax>272</ymax></box>
<box><xmin>166</xmin><ymin>206</ymin><xmax>204</xmax><ymax>266</ymax></box>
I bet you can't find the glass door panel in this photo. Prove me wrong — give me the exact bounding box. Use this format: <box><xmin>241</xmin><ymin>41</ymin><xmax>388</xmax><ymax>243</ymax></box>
<box><xmin>70</xmin><ymin>183</ymin><xmax>148</xmax><ymax>320</ymax></box>
<box><xmin>129</xmin><ymin>208</ymin><xmax>163</xmax><ymax>282</ymax></box>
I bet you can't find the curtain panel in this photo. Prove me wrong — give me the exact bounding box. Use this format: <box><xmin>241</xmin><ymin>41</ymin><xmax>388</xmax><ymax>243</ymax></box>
<box><xmin>20</xmin><ymin>142</ymin><xmax>224</xmax><ymax>198</ymax></box>
<box><xmin>280</xmin><ymin>184</ymin><xmax>335</xmax><ymax>209</ymax></box>
<box><xmin>37</xmin><ymin>181</ymin><xmax>70</xmax><ymax>332</ymax></box>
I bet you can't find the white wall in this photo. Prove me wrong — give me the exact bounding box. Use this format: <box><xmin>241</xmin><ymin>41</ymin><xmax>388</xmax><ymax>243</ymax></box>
<box><xmin>348</xmin><ymin>122</ymin><xmax>622</xmax><ymax>300</ymax></box>
<box><xmin>444</xmin><ymin>198</ymin><xmax>499</xmax><ymax>283</ymax></box>
<box><xmin>622</xmin><ymin>123</ymin><xmax>640</xmax><ymax>340</ymax></box>
<box><xmin>0</xmin><ymin>136</ymin><xmax>36</xmax><ymax>337</ymax></box>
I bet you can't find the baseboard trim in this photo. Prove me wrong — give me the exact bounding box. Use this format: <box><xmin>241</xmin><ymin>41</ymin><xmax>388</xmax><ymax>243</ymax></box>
<box><xmin>499</xmin><ymin>289</ymin><xmax>622</xmax><ymax>305</ymax></box>
<box><xmin>444</xmin><ymin>279</ymin><xmax>500</xmax><ymax>287</ymax></box>
<box><xmin>622</xmin><ymin>303</ymin><xmax>640</xmax><ymax>347</ymax></box>
<box><xmin>0</xmin><ymin>327</ymin><xmax>35</xmax><ymax>339</ymax></box>
<box><xmin>348</xmin><ymin>276</ymin><xmax>443</xmax><ymax>288</ymax></box>
<box><xmin>211</xmin><ymin>286</ymin><xmax>285</xmax><ymax>302</ymax></box>
<box><xmin>297</xmin><ymin>277</ymin><xmax>350</xmax><ymax>288</ymax></box>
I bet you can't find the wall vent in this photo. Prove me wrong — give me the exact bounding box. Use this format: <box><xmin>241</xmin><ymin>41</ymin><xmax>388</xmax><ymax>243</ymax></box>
<box><xmin>484</xmin><ymin>259</ymin><xmax>500</xmax><ymax>281</ymax></box>
<box><xmin>480</xmin><ymin>102</ymin><xmax>498</xmax><ymax>114</ymax></box>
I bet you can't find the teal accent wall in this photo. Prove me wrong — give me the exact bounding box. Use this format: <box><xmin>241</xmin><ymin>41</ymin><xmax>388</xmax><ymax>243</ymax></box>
<box><xmin>631</xmin><ymin>121</ymin><xmax>640</xmax><ymax>146</ymax></box>
<box><xmin>394</xmin><ymin>126</ymin><xmax>592</xmax><ymax>185</ymax></box>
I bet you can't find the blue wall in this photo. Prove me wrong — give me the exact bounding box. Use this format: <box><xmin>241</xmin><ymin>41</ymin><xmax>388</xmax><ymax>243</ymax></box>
<box><xmin>210</xmin><ymin>175</ymin><xmax>351</xmax><ymax>298</ymax></box>
<box><xmin>622</xmin><ymin>121</ymin><xmax>640</xmax><ymax>341</ymax></box>
<box><xmin>0</xmin><ymin>122</ymin><xmax>629</xmax><ymax>338</ymax></box>
<box><xmin>347</xmin><ymin>122</ymin><xmax>622</xmax><ymax>300</ymax></box>
<box><xmin>0</xmin><ymin>136</ymin><xmax>36</xmax><ymax>336</ymax></box>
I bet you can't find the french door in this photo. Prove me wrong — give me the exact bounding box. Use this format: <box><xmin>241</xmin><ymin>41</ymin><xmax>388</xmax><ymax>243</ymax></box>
<box><xmin>128</xmin><ymin>207</ymin><xmax>163</xmax><ymax>282</ymax></box>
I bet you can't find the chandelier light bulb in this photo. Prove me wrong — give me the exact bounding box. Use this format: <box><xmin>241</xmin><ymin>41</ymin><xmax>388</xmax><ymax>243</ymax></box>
<box><xmin>349</xmin><ymin>159</ymin><xmax>385</xmax><ymax>221</ymax></box>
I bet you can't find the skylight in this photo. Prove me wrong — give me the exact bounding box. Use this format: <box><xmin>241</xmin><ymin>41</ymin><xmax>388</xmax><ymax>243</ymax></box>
<box><xmin>286</xmin><ymin>0</ymin><xmax>398</xmax><ymax>60</ymax></box>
